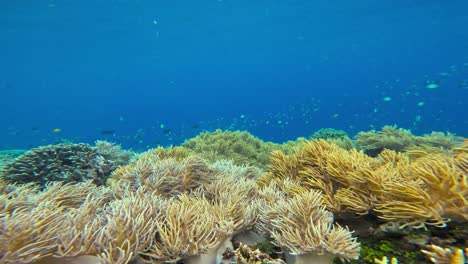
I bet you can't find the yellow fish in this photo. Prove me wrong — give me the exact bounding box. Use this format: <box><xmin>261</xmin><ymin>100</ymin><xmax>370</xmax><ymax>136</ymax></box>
<box><xmin>52</xmin><ymin>128</ymin><xmax>62</xmax><ymax>133</ymax></box>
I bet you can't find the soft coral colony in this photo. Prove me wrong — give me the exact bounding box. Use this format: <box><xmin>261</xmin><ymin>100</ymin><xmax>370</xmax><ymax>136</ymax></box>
<box><xmin>257</xmin><ymin>138</ymin><xmax>467</xmax><ymax>229</ymax></box>
<box><xmin>0</xmin><ymin>127</ymin><xmax>466</xmax><ymax>264</ymax></box>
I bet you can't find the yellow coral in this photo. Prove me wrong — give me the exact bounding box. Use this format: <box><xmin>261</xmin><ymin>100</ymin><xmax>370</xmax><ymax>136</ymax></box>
<box><xmin>0</xmin><ymin>201</ymin><xmax>67</xmax><ymax>263</ymax></box>
<box><xmin>421</xmin><ymin>245</ymin><xmax>467</xmax><ymax>264</ymax></box>
<box><xmin>109</xmin><ymin>152</ymin><xmax>214</xmax><ymax>197</ymax></box>
<box><xmin>374</xmin><ymin>256</ymin><xmax>398</xmax><ymax>264</ymax></box>
<box><xmin>142</xmin><ymin>194</ymin><xmax>234</xmax><ymax>263</ymax></box>
<box><xmin>376</xmin><ymin>154</ymin><xmax>468</xmax><ymax>227</ymax></box>
<box><xmin>260</xmin><ymin>138</ymin><xmax>467</xmax><ymax>228</ymax></box>
<box><xmin>453</xmin><ymin>140</ymin><xmax>468</xmax><ymax>172</ymax></box>
<box><xmin>259</xmin><ymin>189</ymin><xmax>360</xmax><ymax>263</ymax></box>
<box><xmin>260</xmin><ymin>139</ymin><xmax>380</xmax><ymax>215</ymax></box>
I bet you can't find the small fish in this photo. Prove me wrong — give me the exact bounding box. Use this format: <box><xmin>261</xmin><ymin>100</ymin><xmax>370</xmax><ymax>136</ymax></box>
<box><xmin>100</xmin><ymin>129</ymin><xmax>115</xmax><ymax>135</ymax></box>
<box><xmin>163</xmin><ymin>128</ymin><xmax>172</xmax><ymax>134</ymax></box>
<box><xmin>134</xmin><ymin>129</ymin><xmax>144</xmax><ymax>139</ymax></box>
<box><xmin>52</xmin><ymin>128</ymin><xmax>62</xmax><ymax>133</ymax></box>
<box><xmin>31</xmin><ymin>127</ymin><xmax>40</xmax><ymax>131</ymax></box>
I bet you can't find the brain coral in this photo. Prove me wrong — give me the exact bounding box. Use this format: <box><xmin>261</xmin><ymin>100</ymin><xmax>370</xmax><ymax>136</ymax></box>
<box><xmin>0</xmin><ymin>142</ymin><xmax>130</xmax><ymax>186</ymax></box>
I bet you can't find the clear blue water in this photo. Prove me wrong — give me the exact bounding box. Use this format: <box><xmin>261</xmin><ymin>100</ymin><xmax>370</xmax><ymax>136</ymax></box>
<box><xmin>1</xmin><ymin>0</ymin><xmax>467</xmax><ymax>150</ymax></box>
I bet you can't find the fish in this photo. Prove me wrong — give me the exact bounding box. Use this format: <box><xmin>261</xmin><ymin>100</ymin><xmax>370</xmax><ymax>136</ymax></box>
<box><xmin>100</xmin><ymin>129</ymin><xmax>116</xmax><ymax>135</ymax></box>
<box><xmin>52</xmin><ymin>128</ymin><xmax>62</xmax><ymax>133</ymax></box>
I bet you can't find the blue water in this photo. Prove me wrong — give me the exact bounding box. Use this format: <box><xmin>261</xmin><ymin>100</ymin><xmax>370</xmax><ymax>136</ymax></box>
<box><xmin>1</xmin><ymin>0</ymin><xmax>467</xmax><ymax>150</ymax></box>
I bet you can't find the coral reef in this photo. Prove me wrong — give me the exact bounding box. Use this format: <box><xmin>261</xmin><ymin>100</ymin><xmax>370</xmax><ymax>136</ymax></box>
<box><xmin>355</xmin><ymin>126</ymin><xmax>464</xmax><ymax>156</ymax></box>
<box><xmin>232</xmin><ymin>243</ymin><xmax>287</xmax><ymax>264</ymax></box>
<box><xmin>182</xmin><ymin>129</ymin><xmax>280</xmax><ymax>169</ymax></box>
<box><xmin>256</xmin><ymin>187</ymin><xmax>360</xmax><ymax>263</ymax></box>
<box><xmin>258</xmin><ymin>139</ymin><xmax>468</xmax><ymax>228</ymax></box>
<box><xmin>0</xmin><ymin>141</ymin><xmax>363</xmax><ymax>264</ymax></box>
<box><xmin>0</xmin><ymin>181</ymin><xmax>111</xmax><ymax>263</ymax></box>
<box><xmin>312</xmin><ymin>128</ymin><xmax>354</xmax><ymax>150</ymax></box>
<box><xmin>0</xmin><ymin>142</ymin><xmax>131</xmax><ymax>186</ymax></box>
<box><xmin>0</xmin><ymin>151</ymin><xmax>261</xmax><ymax>263</ymax></box>
<box><xmin>0</xmin><ymin>127</ymin><xmax>466</xmax><ymax>264</ymax></box>
<box><xmin>354</xmin><ymin>126</ymin><xmax>415</xmax><ymax>155</ymax></box>
<box><xmin>421</xmin><ymin>245</ymin><xmax>467</xmax><ymax>264</ymax></box>
<box><xmin>0</xmin><ymin>149</ymin><xmax>25</xmax><ymax>171</ymax></box>
<box><xmin>375</xmin><ymin>153</ymin><xmax>468</xmax><ymax>228</ymax></box>
<box><xmin>109</xmin><ymin>150</ymin><xmax>216</xmax><ymax>197</ymax></box>
<box><xmin>95</xmin><ymin>140</ymin><xmax>133</xmax><ymax>166</ymax></box>
<box><xmin>257</xmin><ymin>139</ymin><xmax>377</xmax><ymax>215</ymax></box>
<box><xmin>373</xmin><ymin>256</ymin><xmax>398</xmax><ymax>264</ymax></box>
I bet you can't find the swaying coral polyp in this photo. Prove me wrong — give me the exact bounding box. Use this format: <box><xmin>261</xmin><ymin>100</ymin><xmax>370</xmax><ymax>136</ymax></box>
<box><xmin>0</xmin><ymin>129</ymin><xmax>466</xmax><ymax>264</ymax></box>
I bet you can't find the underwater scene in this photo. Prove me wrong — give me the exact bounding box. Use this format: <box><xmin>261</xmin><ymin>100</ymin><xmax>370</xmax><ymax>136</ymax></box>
<box><xmin>1</xmin><ymin>0</ymin><xmax>467</xmax><ymax>263</ymax></box>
